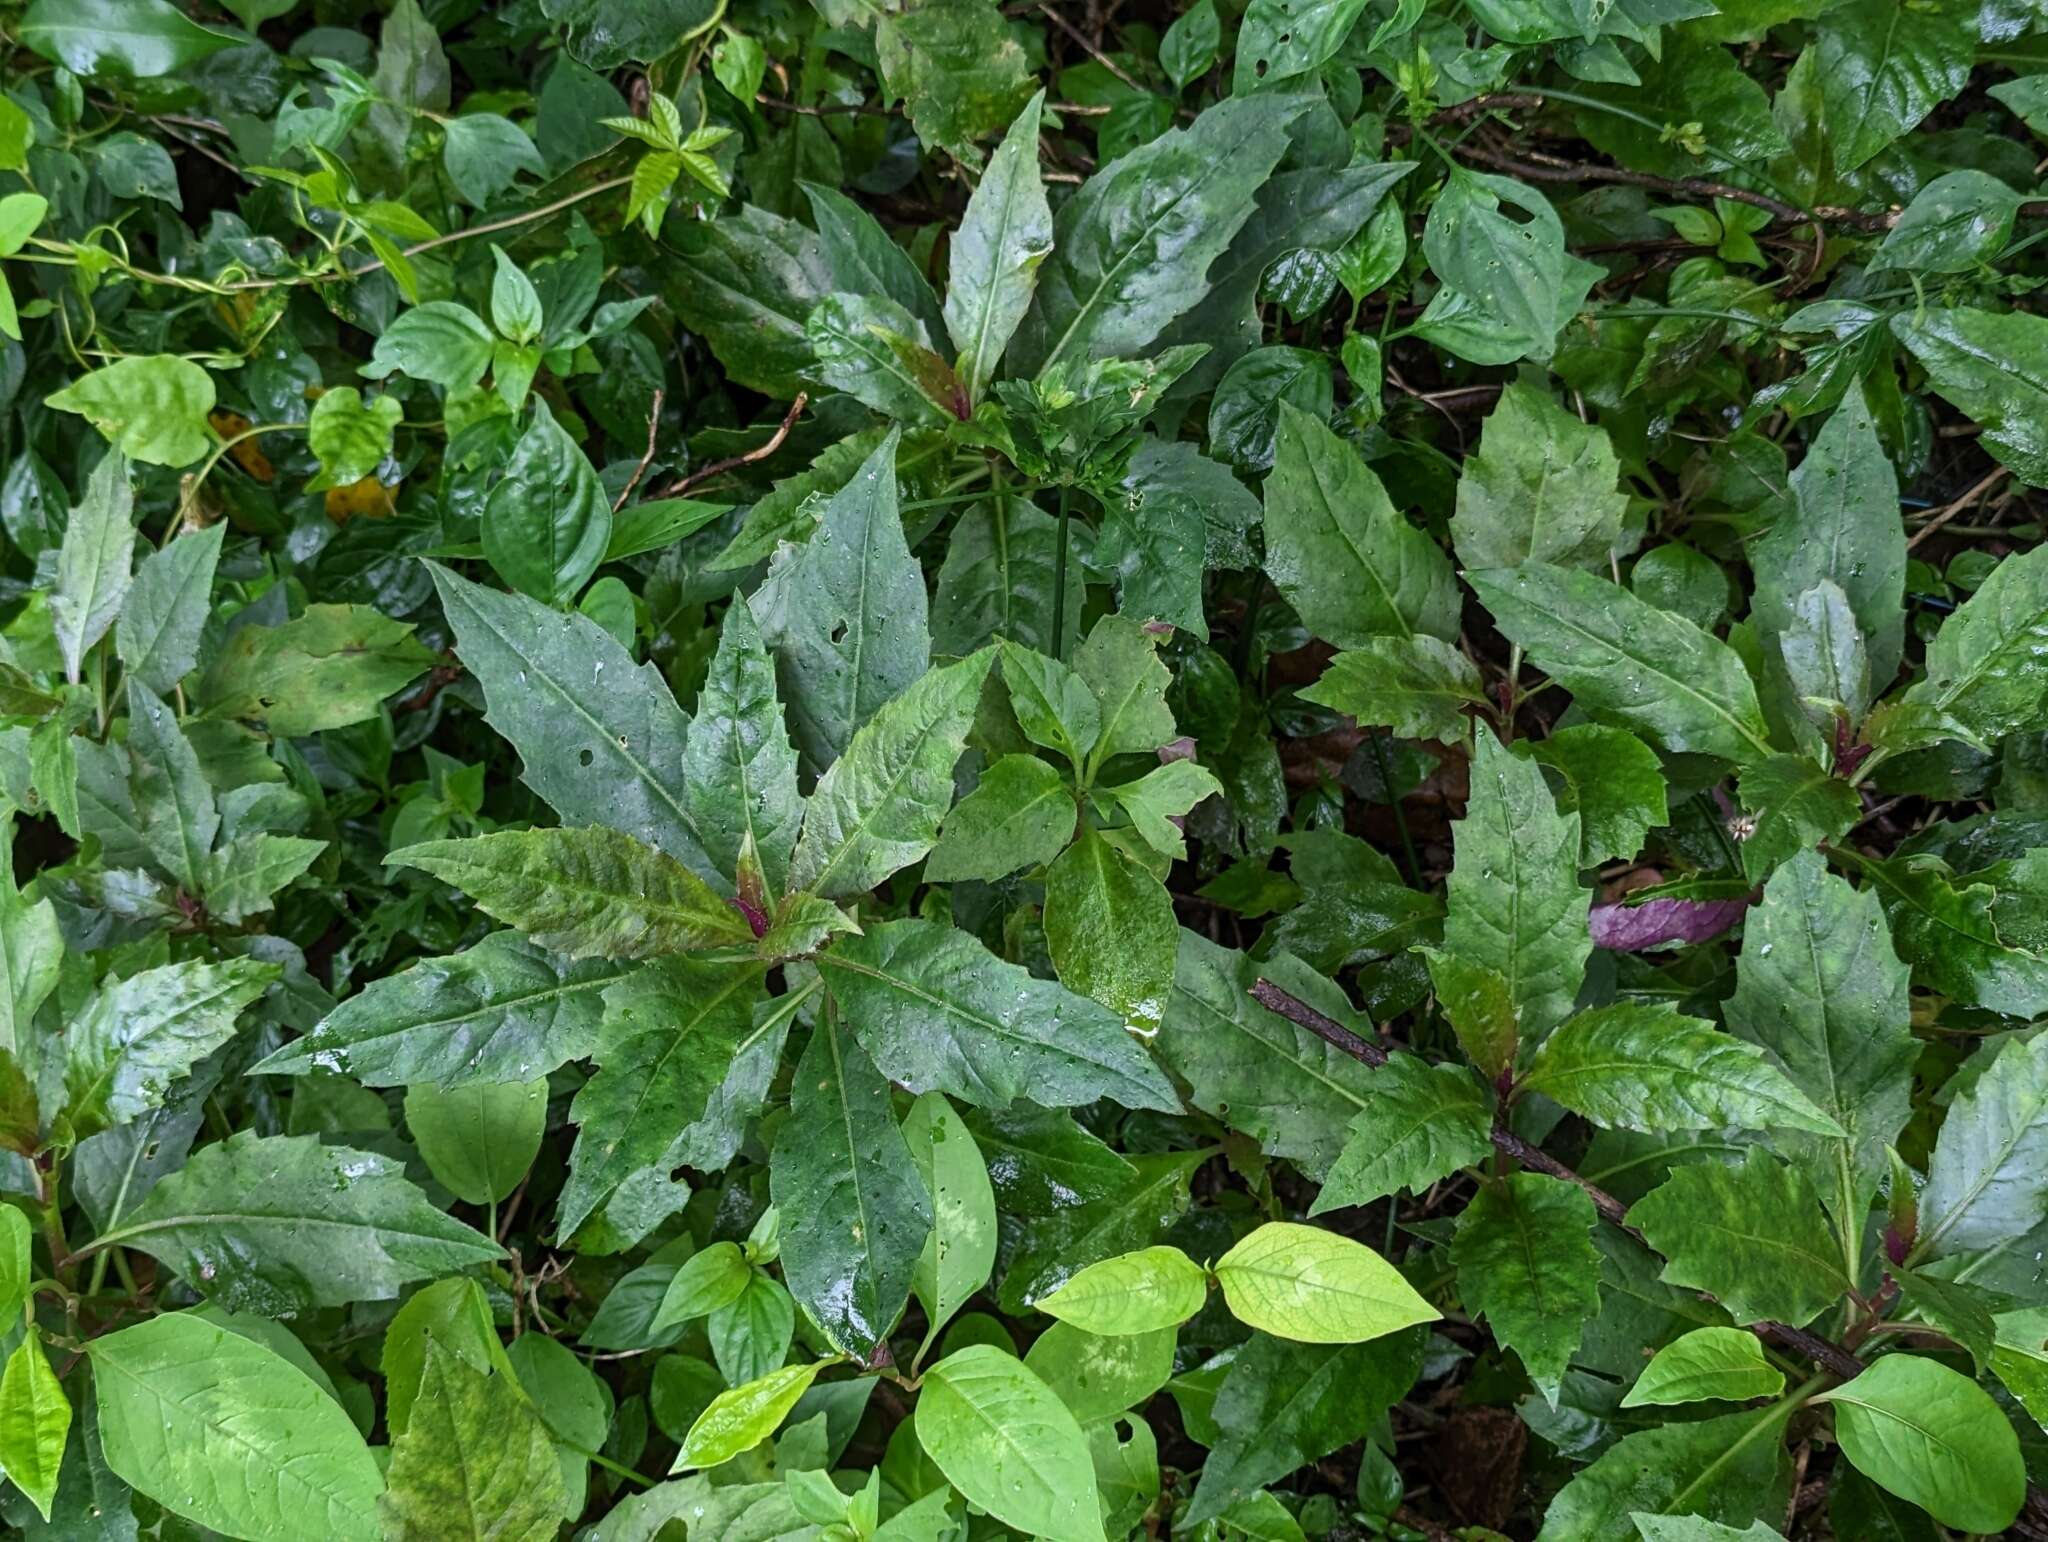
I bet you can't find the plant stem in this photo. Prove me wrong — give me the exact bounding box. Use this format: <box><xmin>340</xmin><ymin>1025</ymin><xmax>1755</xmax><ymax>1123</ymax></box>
<box><xmin>1051</xmin><ymin>482</ymin><xmax>1072</xmax><ymax>662</ymax></box>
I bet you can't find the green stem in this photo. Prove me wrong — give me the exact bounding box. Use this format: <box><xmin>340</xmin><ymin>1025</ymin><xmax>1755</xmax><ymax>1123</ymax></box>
<box><xmin>1051</xmin><ymin>482</ymin><xmax>1072</xmax><ymax>663</ymax></box>
<box><xmin>1371</xmin><ymin>732</ymin><xmax>1423</xmax><ymax>888</ymax></box>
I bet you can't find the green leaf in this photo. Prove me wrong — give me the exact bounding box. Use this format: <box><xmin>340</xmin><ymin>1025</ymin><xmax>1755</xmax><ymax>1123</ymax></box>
<box><xmin>91</xmin><ymin>1130</ymin><xmax>500</xmax><ymax>1314</ymax></box>
<box><xmin>1814</xmin><ymin>0</ymin><xmax>1972</xmax><ymax>175</ymax></box>
<box><xmin>1044</xmin><ymin>824</ymin><xmax>1179</xmax><ymax>1039</ymax></box>
<box><xmin>443</xmin><ymin>114</ymin><xmax>545</xmax><ymax>207</ymax></box>
<box><xmin>1451</xmin><ymin>379</ymin><xmax>1627</xmax><ymax>572</ymax></box>
<box><xmin>1072</xmin><ymin>613</ymin><xmax>1178</xmax><ymax>769</ymax></box>
<box><xmin>1026</xmin><ymin>1321</ymin><xmax>1175</xmax><ymax>1426</ymax></box>
<box><xmin>1725</xmin><ymin>851</ymin><xmax>1915</xmax><ymax>1246</ymax></box>
<box><xmin>1537</xmin><ymin>1401</ymin><xmax>1793</xmax><ymax>1542</ymax></box>
<box><xmin>1857</xmin><ymin>852</ymin><xmax>2048</xmax><ymax>1018</ymax></box>
<box><xmin>665</xmin><ymin>205</ymin><xmax>832</xmax><ymax>399</ymax></box>
<box><xmin>1733</xmin><ymin>755</ymin><xmax>1859</xmax><ymax>883</ymax></box>
<box><xmin>1035</xmin><ymin>1246</ymin><xmax>1208</xmax><ymax>1334</ymax></box>
<box><xmin>1620</xmin><ymin>1327</ymin><xmax>1786</xmax><ymax>1408</ymax></box>
<box><xmin>926</xmin><ymin>753</ymin><xmax>1075</xmax><ymax>883</ymax></box>
<box><xmin>651</xmin><ymin>1242</ymin><xmax>752</xmax><ymax>1332</ymax></box>
<box><xmin>1515</xmin><ymin>724</ymin><xmax>1668</xmax><ymax>867</ymax></box>
<box><xmin>1311</xmin><ymin>1053</ymin><xmax>1493</xmax><ymax>1214</ymax></box>
<box><xmin>1919</xmin><ymin>1031</ymin><xmax>2048</xmax><ymax>1259</ymax></box>
<box><xmin>1158</xmin><ymin>934</ymin><xmax>1378</xmax><ymax>1179</ymax></box>
<box><xmin>1302</xmin><ymin>637</ymin><xmax>1484</xmax><ymax>743</ymax></box>
<box><xmin>944</xmin><ymin>92</ymin><xmax>1052</xmax><ymax>401</ymax></box>
<box><xmin>1424</xmin><ymin>171</ymin><xmax>1569</xmax><ymax>350</ymax></box>
<box><xmin>1417</xmin><ymin>945</ymin><xmax>1518</xmax><ymax>1081</ymax></box>
<box><xmin>788</xmin><ymin>649</ymin><xmax>996</xmax><ymax>900</ymax></box>
<box><xmin>1000</xmin><ymin>1150</ymin><xmax>1201</xmax><ymax>1312</ymax></box>
<box><xmin>380</xmin><ymin>1339</ymin><xmax>568</xmax><ymax>1541</ymax></box>
<box><xmin>1183</xmin><ymin>1329</ymin><xmax>1423</xmax><ymax>1525</ymax></box>
<box><xmin>252</xmin><ymin>931</ymin><xmax>628</xmax><ymax>1089</ymax></box>
<box><xmin>1445</xmin><ymin>730</ymin><xmax>1590</xmax><ymax>1039</ymax></box>
<box><xmin>753</xmin><ymin>430</ymin><xmax>932</xmax><ymax>772</ymax></box>
<box><xmin>0</xmin><ymin>1208</ymin><xmax>27</xmax><ymax>1325</ymax></box>
<box><xmin>1262</xmin><ymin>402</ymin><xmax>1461</xmax><ymax>647</ymax></box>
<box><xmin>682</xmin><ymin>598</ymin><xmax>802</xmax><ymax>894</ymax></box>
<box><xmin>874</xmin><ymin>0</ymin><xmax>1036</xmax><ymax>169</ymax></box>
<box><xmin>1891</xmin><ymin>308</ymin><xmax>2048</xmax><ymax>490</ymax></box>
<box><xmin>116</xmin><ymin>521</ymin><xmax>220</xmax><ymax>696</ymax></box>
<box><xmin>557</xmin><ymin>959</ymin><xmax>764</xmax><ymax>1237</ymax></box>
<box><xmin>1629</xmin><ymin>1149</ymin><xmax>1851</xmax><ymax>1327</ymax></box>
<box><xmin>772</xmin><ymin>1017</ymin><xmax>931</xmax><ymax>1357</ymax></box>
<box><xmin>19</xmin><ymin>0</ymin><xmax>234</xmax><ymax>78</ymax></box>
<box><xmin>64</xmin><ymin>957</ymin><xmax>276</xmax><ymax>1140</ymax></box>
<box><xmin>89</xmin><ymin>1312</ymin><xmax>381</xmax><ymax>1540</ymax></box>
<box><xmin>45</xmin><ymin>356</ymin><xmax>214</xmax><ymax>467</ymax></box>
<box><xmin>1469</xmin><ymin>563</ymin><xmax>1773</xmax><ymax>762</ymax></box>
<box><xmin>1234</xmin><ymin>0</ymin><xmax>1371</xmax><ymax>92</ymax></box>
<box><xmin>392</xmin><ymin>827</ymin><xmax>751</xmax><ymax>959</ymax></box>
<box><xmin>1452</xmin><ymin>1173</ymin><xmax>1602</xmax><ymax>1404</ymax></box>
<box><xmin>49</xmin><ymin>451</ymin><xmax>135</xmax><ymax>686</ymax></box>
<box><xmin>0</xmin><ymin>1338</ymin><xmax>68</xmax><ymax>1522</ymax></box>
<box><xmin>904</xmin><ymin>1091</ymin><xmax>997</xmax><ymax>1353</ymax></box>
<box><xmin>1525</xmin><ymin>1002</ymin><xmax>1845</xmax><ymax>1137</ymax></box>
<box><xmin>1214</xmin><ymin>1221</ymin><xmax>1438</xmax><ymax>1344</ymax></box>
<box><xmin>1872</xmin><ymin>170</ymin><xmax>2024</xmax><ymax>275</ymax></box>
<box><xmin>1007</xmin><ymin>95</ymin><xmax>1306</xmax><ymax>376</ymax></box>
<box><xmin>934</xmin><ymin>494</ymin><xmax>1086</xmax><ymax>658</ymax></box>
<box><xmin>674</xmin><ymin>1360</ymin><xmax>831</xmax><ymax>1472</ymax></box>
<box><xmin>428</xmin><ymin>563</ymin><xmax>712</xmax><ymax>879</ymax></box>
<box><xmin>1160</xmin><ymin>0</ymin><xmax>1218</xmax><ymax>87</ymax></box>
<box><xmin>1902</xmin><ymin>541</ymin><xmax>2048</xmax><ymax>740</ymax></box>
<box><xmin>482</xmin><ymin>399</ymin><xmax>611</xmax><ymax>605</ymax></box>
<box><xmin>196</xmin><ymin>603</ymin><xmax>435</xmax><ymax>737</ymax></box>
<box><xmin>363</xmin><ymin>302</ymin><xmax>495</xmax><ymax>390</ymax></box>
<box><xmin>404</xmin><ymin>1078</ymin><xmax>547</xmax><ymax>1205</ymax></box>
<box><xmin>819</xmin><ymin>918</ymin><xmax>1176</xmax><ymax>1111</ymax></box>
<box><xmin>1814</xmin><ymin>1355</ymin><xmax>2024</xmax><ymax>1534</ymax></box>
<box><xmin>807</xmin><ymin>292</ymin><xmax>967</xmax><ymax>425</ymax></box>
<box><xmin>916</xmin><ymin>1345</ymin><xmax>1105</xmax><ymax>1542</ymax></box>
<box><xmin>124</xmin><ymin>681</ymin><xmax>216</xmax><ymax>889</ymax></box>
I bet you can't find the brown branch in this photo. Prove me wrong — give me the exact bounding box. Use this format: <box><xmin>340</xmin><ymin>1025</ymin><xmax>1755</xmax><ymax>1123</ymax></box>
<box><xmin>612</xmin><ymin>387</ymin><xmax>665</xmax><ymax>513</ymax></box>
<box><xmin>651</xmin><ymin>392</ymin><xmax>808</xmax><ymax>498</ymax></box>
<box><xmin>1906</xmin><ymin>465</ymin><xmax>2012</xmax><ymax>552</ymax></box>
<box><xmin>1249</xmin><ymin>976</ymin><xmax>1873</xmax><ymax>1385</ymax></box>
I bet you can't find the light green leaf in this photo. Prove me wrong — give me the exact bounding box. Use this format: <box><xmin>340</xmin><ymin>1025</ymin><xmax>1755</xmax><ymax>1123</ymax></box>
<box><xmin>196</xmin><ymin>602</ymin><xmax>435</xmax><ymax>738</ymax></box>
<box><xmin>89</xmin><ymin>1130</ymin><xmax>500</xmax><ymax>1314</ymax></box>
<box><xmin>1452</xmin><ymin>1173</ymin><xmax>1602</xmax><ymax>1404</ymax></box>
<box><xmin>904</xmin><ymin>1091</ymin><xmax>997</xmax><ymax>1354</ymax></box>
<box><xmin>0</xmin><ymin>1338</ymin><xmax>68</xmax><ymax>1522</ymax></box>
<box><xmin>916</xmin><ymin>1345</ymin><xmax>1105</xmax><ymax>1542</ymax></box>
<box><xmin>651</xmin><ymin>1242</ymin><xmax>752</xmax><ymax>1333</ymax></box>
<box><xmin>771</xmin><ymin>1017</ymin><xmax>931</xmax><ymax>1357</ymax></box>
<box><xmin>1621</xmin><ymin>1327</ymin><xmax>1785</xmax><ymax>1408</ymax></box>
<box><xmin>1536</xmin><ymin>1401</ymin><xmax>1793</xmax><ymax>1542</ymax></box>
<box><xmin>1263</xmin><ymin>402</ymin><xmax>1461</xmax><ymax>646</ymax></box>
<box><xmin>1214</xmin><ymin>1221</ymin><xmax>1438</xmax><ymax>1344</ymax></box>
<box><xmin>306</xmin><ymin>387</ymin><xmax>402</xmax><ymax>492</ymax></box>
<box><xmin>404</xmin><ymin>1078</ymin><xmax>546</xmax><ymax>1206</ymax></box>
<box><xmin>1234</xmin><ymin>0</ymin><xmax>1371</xmax><ymax>92</ymax></box>
<box><xmin>363</xmin><ymin>302</ymin><xmax>495</xmax><ymax>390</ymax></box>
<box><xmin>89</xmin><ymin>1312</ymin><xmax>382</xmax><ymax>1541</ymax></box>
<box><xmin>1035</xmin><ymin>1246</ymin><xmax>1208</xmax><ymax>1335</ymax></box>
<box><xmin>925</xmin><ymin>753</ymin><xmax>1076</xmax><ymax>883</ymax></box>
<box><xmin>1451</xmin><ymin>379</ymin><xmax>1627</xmax><ymax>572</ymax></box>
<box><xmin>1629</xmin><ymin>1149</ymin><xmax>1850</xmax><ymax>1327</ymax></box>
<box><xmin>391</xmin><ymin>826</ymin><xmax>753</xmax><ymax>959</ymax></box>
<box><xmin>1311</xmin><ymin>1053</ymin><xmax>1493</xmax><ymax>1214</ymax></box>
<box><xmin>428</xmin><ymin>563</ymin><xmax>711</xmax><ymax>881</ymax></box>
<box><xmin>1469</xmin><ymin>563</ymin><xmax>1773</xmax><ymax>762</ymax></box>
<box><xmin>380</xmin><ymin>1338</ymin><xmax>568</xmax><ymax>1541</ymax></box>
<box><xmin>819</xmin><ymin>918</ymin><xmax>1176</xmax><ymax>1110</ymax></box>
<box><xmin>1072</xmin><ymin>613</ymin><xmax>1178</xmax><ymax>770</ymax></box>
<box><xmin>1902</xmin><ymin>540</ymin><xmax>2048</xmax><ymax>741</ymax></box>
<box><xmin>1524</xmin><ymin>1002</ymin><xmax>1845</xmax><ymax>1137</ymax></box>
<box><xmin>45</xmin><ymin>356</ymin><xmax>214</xmax><ymax>467</ymax></box>
<box><xmin>674</xmin><ymin>1361</ymin><xmax>831</xmax><ymax>1472</ymax></box>
<box><xmin>1814</xmin><ymin>1354</ymin><xmax>2024</xmax><ymax>1534</ymax></box>
<box><xmin>788</xmin><ymin>648</ymin><xmax>996</xmax><ymax>900</ymax></box>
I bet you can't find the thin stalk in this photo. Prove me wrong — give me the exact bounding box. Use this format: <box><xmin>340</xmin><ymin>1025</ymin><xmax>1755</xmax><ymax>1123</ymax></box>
<box><xmin>1051</xmin><ymin>482</ymin><xmax>1072</xmax><ymax>662</ymax></box>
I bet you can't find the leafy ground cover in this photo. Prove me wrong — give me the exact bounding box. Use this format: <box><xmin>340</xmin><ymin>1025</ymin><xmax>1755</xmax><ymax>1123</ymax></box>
<box><xmin>0</xmin><ymin>0</ymin><xmax>2045</xmax><ymax>1536</ymax></box>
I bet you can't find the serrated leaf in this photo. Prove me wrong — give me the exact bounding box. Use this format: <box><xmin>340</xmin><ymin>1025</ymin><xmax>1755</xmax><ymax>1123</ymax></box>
<box><xmin>391</xmin><ymin>827</ymin><xmax>752</xmax><ymax>959</ymax></box>
<box><xmin>116</xmin><ymin>520</ymin><xmax>221</xmax><ymax>694</ymax></box>
<box><xmin>925</xmin><ymin>753</ymin><xmax>1075</xmax><ymax>883</ymax></box>
<box><xmin>1470</xmin><ymin>563</ymin><xmax>1773</xmax><ymax>763</ymax></box>
<box><xmin>1310</xmin><ymin>1053</ymin><xmax>1493</xmax><ymax>1214</ymax></box>
<box><xmin>379</xmin><ymin>1339</ymin><xmax>567</xmax><ymax>1541</ymax></box>
<box><xmin>1451</xmin><ymin>379</ymin><xmax>1627</xmax><ymax>573</ymax></box>
<box><xmin>682</xmin><ymin>599</ymin><xmax>802</xmax><ymax>894</ymax></box>
<box><xmin>1901</xmin><ymin>540</ymin><xmax>2048</xmax><ymax>741</ymax></box>
<box><xmin>49</xmin><ymin>451</ymin><xmax>134</xmax><ymax>685</ymax></box>
<box><xmin>1919</xmin><ymin>1031</ymin><xmax>2048</xmax><ymax>1259</ymax></box>
<box><xmin>1453</xmin><ymin>1173</ymin><xmax>1602</xmax><ymax>1404</ymax></box>
<box><xmin>1734</xmin><ymin>754</ymin><xmax>1859</xmax><ymax>883</ymax></box>
<box><xmin>945</xmin><ymin>92</ymin><xmax>1051</xmax><ymax>401</ymax></box>
<box><xmin>1302</xmin><ymin>637</ymin><xmax>1484</xmax><ymax>743</ymax></box>
<box><xmin>1263</xmin><ymin>403</ymin><xmax>1461</xmax><ymax>647</ymax></box>
<box><xmin>89</xmin><ymin>1130</ymin><xmax>500</xmax><ymax>1314</ymax></box>
<box><xmin>1537</xmin><ymin>1401</ymin><xmax>1793</xmax><ymax>1542</ymax></box>
<box><xmin>1515</xmin><ymin>724</ymin><xmax>1668</xmax><ymax>867</ymax></box>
